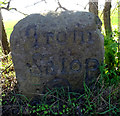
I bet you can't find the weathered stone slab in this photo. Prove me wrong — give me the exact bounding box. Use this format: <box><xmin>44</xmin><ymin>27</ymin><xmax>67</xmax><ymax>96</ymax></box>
<box><xmin>10</xmin><ymin>11</ymin><xmax>104</xmax><ymax>98</ymax></box>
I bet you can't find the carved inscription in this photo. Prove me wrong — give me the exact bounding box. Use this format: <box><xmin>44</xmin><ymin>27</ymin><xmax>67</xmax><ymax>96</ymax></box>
<box><xmin>10</xmin><ymin>12</ymin><xmax>104</xmax><ymax>98</ymax></box>
<box><xmin>25</xmin><ymin>25</ymin><xmax>99</xmax><ymax>78</ymax></box>
<box><xmin>25</xmin><ymin>24</ymin><xmax>94</xmax><ymax>46</ymax></box>
<box><xmin>27</xmin><ymin>55</ymin><xmax>99</xmax><ymax>78</ymax></box>
<box><xmin>25</xmin><ymin>24</ymin><xmax>39</xmax><ymax>48</ymax></box>
<box><xmin>45</xmin><ymin>31</ymin><xmax>93</xmax><ymax>45</ymax></box>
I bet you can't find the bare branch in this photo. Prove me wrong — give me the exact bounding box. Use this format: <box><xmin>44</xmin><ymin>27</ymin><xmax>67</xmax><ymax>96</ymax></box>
<box><xmin>1</xmin><ymin>0</ymin><xmax>28</xmax><ymax>16</ymax></box>
<box><xmin>0</xmin><ymin>1</ymin><xmax>8</xmax><ymax>5</ymax></box>
<box><xmin>1</xmin><ymin>7</ymin><xmax>28</xmax><ymax>16</ymax></box>
<box><xmin>25</xmin><ymin>0</ymin><xmax>47</xmax><ymax>8</ymax></box>
<box><xmin>7</xmin><ymin>0</ymin><xmax>12</xmax><ymax>9</ymax></box>
<box><xmin>84</xmin><ymin>2</ymin><xmax>89</xmax><ymax>9</ymax></box>
<box><xmin>9</xmin><ymin>8</ymin><xmax>28</xmax><ymax>16</ymax></box>
<box><xmin>0</xmin><ymin>52</ymin><xmax>11</xmax><ymax>59</ymax></box>
<box><xmin>1</xmin><ymin>63</ymin><xmax>13</xmax><ymax>74</ymax></box>
<box><xmin>55</xmin><ymin>0</ymin><xmax>68</xmax><ymax>12</ymax></box>
<box><xmin>89</xmin><ymin>1</ymin><xmax>98</xmax><ymax>11</ymax></box>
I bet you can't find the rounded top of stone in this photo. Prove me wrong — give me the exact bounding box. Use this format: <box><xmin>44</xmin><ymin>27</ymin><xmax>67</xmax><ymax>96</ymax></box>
<box><xmin>13</xmin><ymin>11</ymin><xmax>102</xmax><ymax>32</ymax></box>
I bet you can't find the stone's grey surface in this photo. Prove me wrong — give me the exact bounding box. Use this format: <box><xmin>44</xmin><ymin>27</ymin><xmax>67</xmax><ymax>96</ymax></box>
<box><xmin>10</xmin><ymin>11</ymin><xmax>104</xmax><ymax>98</ymax></box>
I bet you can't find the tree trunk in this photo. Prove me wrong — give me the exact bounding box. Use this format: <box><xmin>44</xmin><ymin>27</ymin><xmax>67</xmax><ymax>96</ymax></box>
<box><xmin>103</xmin><ymin>1</ymin><xmax>112</xmax><ymax>36</ymax></box>
<box><xmin>0</xmin><ymin>8</ymin><xmax>2</xmax><ymax>50</ymax></box>
<box><xmin>0</xmin><ymin>8</ymin><xmax>10</xmax><ymax>55</ymax></box>
<box><xmin>2</xmin><ymin>20</ymin><xmax>10</xmax><ymax>55</ymax></box>
<box><xmin>118</xmin><ymin>1</ymin><xmax>120</xmax><ymax>73</ymax></box>
<box><xmin>89</xmin><ymin>0</ymin><xmax>98</xmax><ymax>16</ymax></box>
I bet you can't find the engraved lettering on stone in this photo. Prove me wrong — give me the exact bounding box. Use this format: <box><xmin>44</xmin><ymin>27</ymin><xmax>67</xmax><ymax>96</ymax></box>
<box><xmin>32</xmin><ymin>53</ymin><xmax>43</xmax><ymax>75</ymax></box>
<box><xmin>87</xmin><ymin>32</ymin><xmax>93</xmax><ymax>44</ymax></box>
<box><xmin>74</xmin><ymin>30</ymin><xmax>84</xmax><ymax>44</ymax></box>
<box><xmin>85</xmin><ymin>58</ymin><xmax>99</xmax><ymax>79</ymax></box>
<box><xmin>70</xmin><ymin>59</ymin><xmax>82</xmax><ymax>73</ymax></box>
<box><xmin>56</xmin><ymin>32</ymin><xmax>67</xmax><ymax>44</ymax></box>
<box><xmin>46</xmin><ymin>61</ymin><xmax>56</xmax><ymax>75</ymax></box>
<box><xmin>46</xmin><ymin>32</ymin><xmax>54</xmax><ymax>44</ymax></box>
<box><xmin>61</xmin><ymin>58</ymin><xmax>67</xmax><ymax>74</ymax></box>
<box><xmin>25</xmin><ymin>24</ymin><xmax>39</xmax><ymax>48</ymax></box>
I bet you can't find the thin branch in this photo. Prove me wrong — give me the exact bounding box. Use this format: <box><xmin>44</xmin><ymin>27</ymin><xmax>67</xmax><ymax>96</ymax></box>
<box><xmin>35</xmin><ymin>0</ymin><xmax>47</xmax><ymax>4</ymax></box>
<box><xmin>0</xmin><ymin>1</ymin><xmax>8</xmax><ymax>5</ymax></box>
<box><xmin>89</xmin><ymin>1</ymin><xmax>98</xmax><ymax>11</ymax></box>
<box><xmin>84</xmin><ymin>2</ymin><xmax>89</xmax><ymax>9</ymax></box>
<box><xmin>25</xmin><ymin>0</ymin><xmax>47</xmax><ymax>8</ymax></box>
<box><xmin>25</xmin><ymin>92</ymin><xmax>69</xmax><ymax>104</ymax></box>
<box><xmin>111</xmin><ymin>2</ymin><xmax>119</xmax><ymax>15</ymax></box>
<box><xmin>0</xmin><ymin>52</ymin><xmax>11</xmax><ymax>59</ymax></box>
<box><xmin>1</xmin><ymin>0</ymin><xmax>28</xmax><ymax>16</ymax></box>
<box><xmin>1</xmin><ymin>7</ymin><xmax>28</xmax><ymax>16</ymax></box>
<box><xmin>1</xmin><ymin>63</ymin><xmax>13</xmax><ymax>74</ymax></box>
<box><xmin>55</xmin><ymin>0</ymin><xmax>68</xmax><ymax>12</ymax></box>
<box><xmin>7</xmin><ymin>0</ymin><xmax>12</xmax><ymax>9</ymax></box>
<box><xmin>9</xmin><ymin>8</ymin><xmax>28</xmax><ymax>16</ymax></box>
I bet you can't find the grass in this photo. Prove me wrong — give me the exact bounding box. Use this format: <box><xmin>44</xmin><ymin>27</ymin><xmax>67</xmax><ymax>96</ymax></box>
<box><xmin>4</xmin><ymin>20</ymin><xmax>18</xmax><ymax>40</ymax></box>
<box><xmin>1</xmin><ymin>80</ymin><xmax>120</xmax><ymax>115</ymax></box>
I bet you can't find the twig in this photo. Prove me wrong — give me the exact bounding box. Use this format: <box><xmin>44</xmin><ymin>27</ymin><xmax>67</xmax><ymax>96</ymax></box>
<box><xmin>1</xmin><ymin>7</ymin><xmax>28</xmax><ymax>16</ymax></box>
<box><xmin>1</xmin><ymin>0</ymin><xmax>28</xmax><ymax>16</ymax></box>
<box><xmin>55</xmin><ymin>0</ymin><xmax>68</xmax><ymax>12</ymax></box>
<box><xmin>0</xmin><ymin>63</ymin><xmax>13</xmax><ymax>75</ymax></box>
<box><xmin>25</xmin><ymin>0</ymin><xmax>47</xmax><ymax>8</ymax></box>
<box><xmin>84</xmin><ymin>2</ymin><xmax>89</xmax><ymax>9</ymax></box>
<box><xmin>100</xmin><ymin>96</ymin><xmax>108</xmax><ymax>105</ymax></box>
<box><xmin>50</xmin><ymin>100</ymin><xmax>59</xmax><ymax>107</ymax></box>
<box><xmin>91</xmin><ymin>84</ymin><xmax>104</xmax><ymax>102</ymax></box>
<box><xmin>89</xmin><ymin>1</ymin><xmax>98</xmax><ymax>11</ymax></box>
<box><xmin>34</xmin><ymin>0</ymin><xmax>47</xmax><ymax>5</ymax></box>
<box><xmin>22</xmin><ymin>92</ymin><xmax>69</xmax><ymax>104</ymax></box>
<box><xmin>10</xmin><ymin>8</ymin><xmax>28</xmax><ymax>16</ymax></box>
<box><xmin>7</xmin><ymin>0</ymin><xmax>12</xmax><ymax>9</ymax></box>
<box><xmin>93</xmin><ymin>74</ymin><xmax>101</xmax><ymax>89</ymax></box>
<box><xmin>0</xmin><ymin>52</ymin><xmax>11</xmax><ymax>59</ymax></box>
